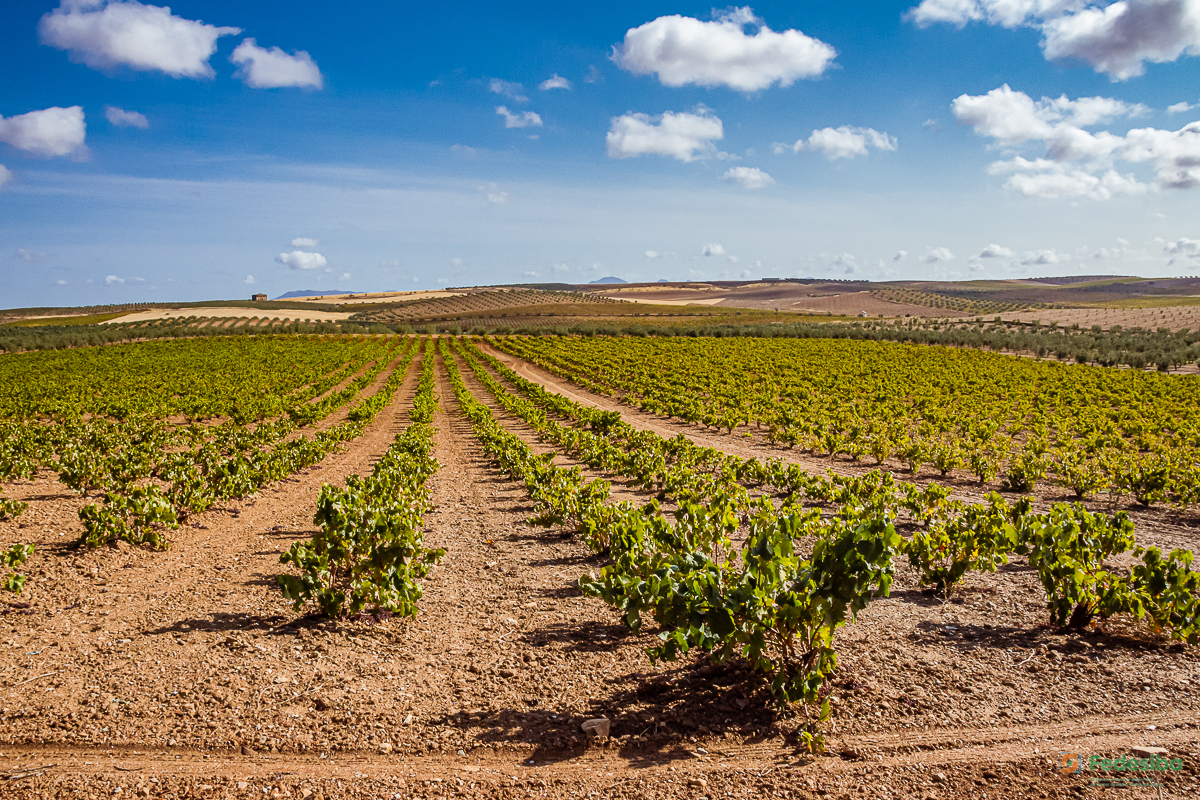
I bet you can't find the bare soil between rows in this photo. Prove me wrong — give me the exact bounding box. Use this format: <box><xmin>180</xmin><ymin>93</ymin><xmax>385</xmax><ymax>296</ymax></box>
<box><xmin>0</xmin><ymin>347</ymin><xmax>1197</xmax><ymax>798</ymax></box>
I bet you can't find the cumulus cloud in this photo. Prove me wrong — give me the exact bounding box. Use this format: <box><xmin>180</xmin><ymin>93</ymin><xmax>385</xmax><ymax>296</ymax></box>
<box><xmin>244</xmin><ymin>274</ymin><xmax>255</xmax><ymax>284</ymax></box>
<box><xmin>922</xmin><ymin>247</ymin><xmax>955</xmax><ymax>263</ymax></box>
<box><xmin>1021</xmin><ymin>248</ymin><xmax>1072</xmax><ymax>264</ymax></box>
<box><xmin>0</xmin><ymin>106</ymin><xmax>87</xmax><ymax>157</ymax></box>
<box><xmin>790</xmin><ymin>126</ymin><xmax>897</xmax><ymax>160</ymax></box>
<box><xmin>15</xmin><ymin>249</ymin><xmax>49</xmax><ymax>263</ymax></box>
<box><xmin>645</xmin><ymin>250</ymin><xmax>662</xmax><ymax>259</ymax></box>
<box><xmin>1165</xmin><ymin>237</ymin><xmax>1200</xmax><ymax>256</ymax></box>
<box><xmin>39</xmin><ymin>1</ymin><xmax>240</xmax><ymax>79</ymax></box>
<box><xmin>0</xmin><ymin>165</ymin><xmax>11</xmax><ymax>188</ymax></box>
<box><xmin>1093</xmin><ymin>243</ymin><xmax>1137</xmax><ymax>258</ymax></box>
<box><xmin>496</xmin><ymin>106</ymin><xmax>542</xmax><ymax>128</ymax></box>
<box><xmin>105</xmin><ymin>274</ymin><xmax>125</xmax><ymax>285</ymax></box>
<box><xmin>487</xmin><ymin>190</ymin><xmax>508</xmax><ymax>204</ymax></box>
<box><xmin>1168</xmin><ymin>100</ymin><xmax>1196</xmax><ymax>113</ymax></box>
<box><xmin>722</xmin><ymin>166</ymin><xmax>775</xmax><ymax>188</ymax></box>
<box><xmin>907</xmin><ymin>0</ymin><xmax>1200</xmax><ymax>80</ymax></box>
<box><xmin>952</xmin><ymin>84</ymin><xmax>1146</xmax><ymax>145</ymax></box>
<box><xmin>990</xmin><ymin>160</ymin><xmax>1149</xmax><ymax>199</ymax></box>
<box><xmin>230</xmin><ymin>39</ymin><xmax>322</xmax><ymax>89</ymax></box>
<box><xmin>104</xmin><ymin>105</ymin><xmax>148</xmax><ymax>128</ymax></box>
<box><xmin>1042</xmin><ymin>0</ymin><xmax>1200</xmax><ymax>80</ymax></box>
<box><xmin>833</xmin><ymin>253</ymin><xmax>858</xmax><ymax>273</ymax></box>
<box><xmin>539</xmin><ymin>74</ymin><xmax>571</xmax><ymax>90</ymax></box>
<box><xmin>979</xmin><ymin>243</ymin><xmax>1014</xmax><ymax>257</ymax></box>
<box><xmin>955</xmin><ymin>84</ymin><xmax>1199</xmax><ymax>197</ymax></box>
<box><xmin>613</xmin><ymin>6</ymin><xmax>837</xmax><ymax>91</ymax></box>
<box><xmin>276</xmin><ymin>251</ymin><xmax>327</xmax><ymax>270</ymax></box>
<box><xmin>893</xmin><ymin>250</ymin><xmax>908</xmax><ymax>261</ymax></box>
<box><xmin>700</xmin><ymin>243</ymin><xmax>726</xmax><ymax>256</ymax></box>
<box><xmin>489</xmin><ymin>79</ymin><xmax>528</xmax><ymax>102</ymax></box>
<box><xmin>606</xmin><ymin>108</ymin><xmax>724</xmax><ymax>162</ymax></box>
<box><xmin>290</xmin><ymin>237</ymin><xmax>320</xmax><ymax>248</ymax></box>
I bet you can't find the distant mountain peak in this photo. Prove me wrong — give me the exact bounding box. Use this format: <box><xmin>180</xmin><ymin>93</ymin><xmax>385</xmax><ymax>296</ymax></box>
<box><xmin>589</xmin><ymin>276</ymin><xmax>628</xmax><ymax>284</ymax></box>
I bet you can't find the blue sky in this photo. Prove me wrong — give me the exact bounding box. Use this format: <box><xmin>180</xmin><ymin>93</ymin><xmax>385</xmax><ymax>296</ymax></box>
<box><xmin>3</xmin><ymin>0</ymin><xmax>1200</xmax><ymax>306</ymax></box>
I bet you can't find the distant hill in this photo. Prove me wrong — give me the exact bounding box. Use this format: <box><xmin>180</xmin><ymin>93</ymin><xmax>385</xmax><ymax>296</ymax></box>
<box><xmin>274</xmin><ymin>289</ymin><xmax>363</xmax><ymax>299</ymax></box>
<box><xmin>589</xmin><ymin>277</ymin><xmax>628</xmax><ymax>284</ymax></box>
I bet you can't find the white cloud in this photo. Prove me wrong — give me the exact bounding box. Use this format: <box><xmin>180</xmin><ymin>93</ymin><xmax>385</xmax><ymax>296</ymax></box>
<box><xmin>585</xmin><ymin>64</ymin><xmax>603</xmax><ymax>83</ymax></box>
<box><xmin>613</xmin><ymin>7</ymin><xmax>837</xmax><ymax>92</ymax></box>
<box><xmin>833</xmin><ymin>253</ymin><xmax>858</xmax><ymax>273</ymax></box>
<box><xmin>103</xmin><ymin>105</ymin><xmax>148</xmax><ymax>128</ymax></box>
<box><xmin>55</xmin><ymin>279</ymin><xmax>68</xmax><ymax>286</ymax></box>
<box><xmin>105</xmin><ymin>274</ymin><xmax>125</xmax><ymax>285</ymax></box>
<box><xmin>1092</xmin><ymin>244</ymin><xmax>1137</xmax><ymax>258</ymax></box>
<box><xmin>0</xmin><ymin>106</ymin><xmax>87</xmax><ymax>157</ymax></box>
<box><xmin>991</xmin><ymin>160</ymin><xmax>1149</xmax><ymax>199</ymax></box>
<box><xmin>1021</xmin><ymin>248</ymin><xmax>1072</xmax><ymax>265</ymax></box>
<box><xmin>922</xmin><ymin>247</ymin><xmax>955</xmax><ymax>263</ymax></box>
<box><xmin>793</xmin><ymin>126</ymin><xmax>897</xmax><ymax>160</ymax></box>
<box><xmin>701</xmin><ymin>243</ymin><xmax>726</xmax><ymax>256</ymax></box>
<box><xmin>907</xmin><ymin>0</ymin><xmax>1200</xmax><ymax>80</ymax></box>
<box><xmin>489</xmin><ymin>79</ymin><xmax>528</xmax><ymax>102</ymax></box>
<box><xmin>496</xmin><ymin>106</ymin><xmax>542</xmax><ymax>129</ymax></box>
<box><xmin>449</xmin><ymin>257</ymin><xmax>464</xmax><ymax>268</ymax></box>
<box><xmin>539</xmin><ymin>74</ymin><xmax>572</xmax><ymax>90</ymax></box>
<box><xmin>923</xmin><ymin>118</ymin><xmax>942</xmax><ymax>132</ymax></box>
<box><xmin>1165</xmin><ymin>237</ymin><xmax>1200</xmax><ymax>256</ymax></box>
<box><xmin>244</xmin><ymin>274</ymin><xmax>255</xmax><ymax>284</ymax></box>
<box><xmin>722</xmin><ymin>166</ymin><xmax>775</xmax><ymax>188</ymax></box>
<box><xmin>951</xmin><ymin>84</ymin><xmax>1144</xmax><ymax>145</ymax></box>
<box><xmin>230</xmin><ymin>39</ymin><xmax>322</xmax><ymax>89</ymax></box>
<box><xmin>0</xmin><ymin>165</ymin><xmax>11</xmax><ymax>188</ymax></box>
<box><xmin>979</xmin><ymin>243</ymin><xmax>1014</xmax><ymax>257</ymax></box>
<box><xmin>291</xmin><ymin>237</ymin><xmax>320</xmax><ymax>248</ymax></box>
<box><xmin>645</xmin><ymin>250</ymin><xmax>661</xmax><ymax>259</ymax></box>
<box><xmin>15</xmin><ymin>249</ymin><xmax>49</xmax><ymax>263</ymax></box>
<box><xmin>893</xmin><ymin>250</ymin><xmax>908</xmax><ymax>261</ymax></box>
<box><xmin>906</xmin><ymin>0</ymin><xmax>1080</xmax><ymax>29</ymax></box>
<box><xmin>475</xmin><ymin>182</ymin><xmax>509</xmax><ymax>204</ymax></box>
<box><xmin>606</xmin><ymin>109</ymin><xmax>724</xmax><ymax>162</ymax></box>
<box><xmin>275</xmin><ymin>250</ymin><xmax>327</xmax><ymax>270</ymax></box>
<box><xmin>39</xmin><ymin>1</ymin><xmax>240</xmax><ymax>79</ymax></box>
<box><xmin>1042</xmin><ymin>0</ymin><xmax>1200</xmax><ymax>80</ymax></box>
<box><xmin>338</xmin><ymin>272</ymin><xmax>352</xmax><ymax>281</ymax></box>
<box><xmin>1168</xmin><ymin>101</ymin><xmax>1196</xmax><ymax>113</ymax></box>
<box><xmin>956</xmin><ymin>85</ymin><xmax>1199</xmax><ymax>197</ymax></box>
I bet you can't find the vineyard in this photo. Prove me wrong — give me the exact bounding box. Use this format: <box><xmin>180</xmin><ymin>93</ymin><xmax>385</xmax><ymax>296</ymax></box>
<box><xmin>0</xmin><ymin>332</ymin><xmax>1197</xmax><ymax>799</ymax></box>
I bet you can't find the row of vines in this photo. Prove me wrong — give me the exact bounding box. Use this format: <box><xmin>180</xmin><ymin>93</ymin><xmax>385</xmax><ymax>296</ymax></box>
<box><xmin>494</xmin><ymin>335</ymin><xmax>1200</xmax><ymax>510</ymax></box>
<box><xmin>442</xmin><ymin>336</ymin><xmax>1199</xmax><ymax>751</ymax></box>
<box><xmin>0</xmin><ymin>334</ymin><xmax>423</xmax><ymax>590</ymax></box>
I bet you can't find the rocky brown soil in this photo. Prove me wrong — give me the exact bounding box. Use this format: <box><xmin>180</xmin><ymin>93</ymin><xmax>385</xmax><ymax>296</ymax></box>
<box><xmin>0</xmin><ymin>345</ymin><xmax>1197</xmax><ymax>799</ymax></box>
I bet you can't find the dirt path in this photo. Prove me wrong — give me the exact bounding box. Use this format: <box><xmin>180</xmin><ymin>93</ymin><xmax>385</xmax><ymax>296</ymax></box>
<box><xmin>0</xmin><ymin>350</ymin><xmax>1197</xmax><ymax>798</ymax></box>
<box><xmin>443</xmin><ymin>344</ymin><xmax>666</xmax><ymax>510</ymax></box>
